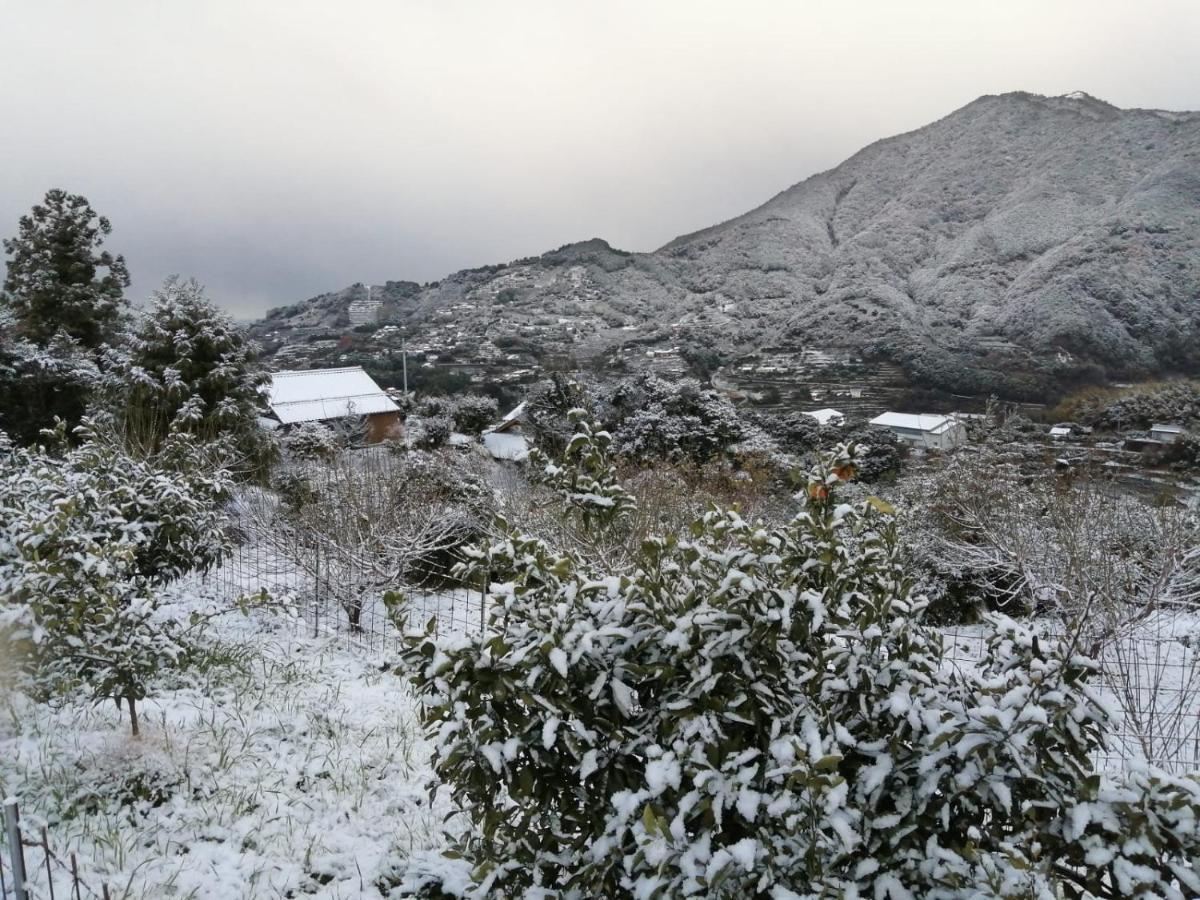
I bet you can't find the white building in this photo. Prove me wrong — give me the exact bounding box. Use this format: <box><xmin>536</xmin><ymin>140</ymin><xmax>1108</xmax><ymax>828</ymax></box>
<box><xmin>1049</xmin><ymin>426</ymin><xmax>1072</xmax><ymax>439</ymax></box>
<box><xmin>265</xmin><ymin>366</ymin><xmax>402</xmax><ymax>443</ymax></box>
<box><xmin>483</xmin><ymin>401</ymin><xmax>529</xmax><ymax>460</ymax></box>
<box><xmin>869</xmin><ymin>412</ymin><xmax>967</xmax><ymax>450</ymax></box>
<box><xmin>803</xmin><ymin>408</ymin><xmax>845</xmax><ymax>427</ymax></box>
<box><xmin>1150</xmin><ymin>424</ymin><xmax>1185</xmax><ymax>444</ymax></box>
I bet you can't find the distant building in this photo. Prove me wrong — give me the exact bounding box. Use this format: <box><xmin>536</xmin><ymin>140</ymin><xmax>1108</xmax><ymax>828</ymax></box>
<box><xmin>265</xmin><ymin>366</ymin><xmax>402</xmax><ymax>443</ymax></box>
<box><xmin>804</xmin><ymin>408</ymin><xmax>845</xmax><ymax>427</ymax></box>
<box><xmin>347</xmin><ymin>298</ymin><xmax>382</xmax><ymax>325</ymax></box>
<box><xmin>483</xmin><ymin>401</ymin><xmax>529</xmax><ymax>460</ymax></box>
<box><xmin>1049</xmin><ymin>426</ymin><xmax>1072</xmax><ymax>439</ymax></box>
<box><xmin>868</xmin><ymin>412</ymin><xmax>967</xmax><ymax>450</ymax></box>
<box><xmin>1150</xmin><ymin>424</ymin><xmax>1185</xmax><ymax>444</ymax></box>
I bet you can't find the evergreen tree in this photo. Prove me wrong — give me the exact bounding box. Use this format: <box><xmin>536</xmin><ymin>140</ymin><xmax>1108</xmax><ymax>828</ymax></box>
<box><xmin>100</xmin><ymin>278</ymin><xmax>273</xmax><ymax>471</ymax></box>
<box><xmin>0</xmin><ymin>304</ymin><xmax>97</xmax><ymax>443</ymax></box>
<box><xmin>3</xmin><ymin>189</ymin><xmax>130</xmax><ymax>350</ymax></box>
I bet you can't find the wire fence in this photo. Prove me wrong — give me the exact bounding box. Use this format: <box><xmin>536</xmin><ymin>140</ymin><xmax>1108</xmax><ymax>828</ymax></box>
<box><xmin>198</xmin><ymin>536</ymin><xmax>487</xmax><ymax>656</ymax></box>
<box><xmin>195</xmin><ymin>449</ymin><xmax>1200</xmax><ymax>775</ymax></box>
<box><xmin>940</xmin><ymin>611</ymin><xmax>1200</xmax><ymax>774</ymax></box>
<box><xmin>1</xmin><ymin>799</ymin><xmax>111</xmax><ymax>900</ymax></box>
<box><xmin>198</xmin><ymin>528</ymin><xmax>1200</xmax><ymax>775</ymax></box>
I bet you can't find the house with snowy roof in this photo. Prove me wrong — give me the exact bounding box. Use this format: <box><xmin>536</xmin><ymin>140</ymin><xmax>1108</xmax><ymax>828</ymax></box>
<box><xmin>868</xmin><ymin>412</ymin><xmax>966</xmax><ymax>450</ymax></box>
<box><xmin>482</xmin><ymin>401</ymin><xmax>529</xmax><ymax>460</ymax></box>
<box><xmin>265</xmin><ymin>366</ymin><xmax>402</xmax><ymax>443</ymax></box>
<box><xmin>1150</xmin><ymin>423</ymin><xmax>1185</xmax><ymax>444</ymax></box>
<box><xmin>803</xmin><ymin>408</ymin><xmax>845</xmax><ymax>427</ymax></box>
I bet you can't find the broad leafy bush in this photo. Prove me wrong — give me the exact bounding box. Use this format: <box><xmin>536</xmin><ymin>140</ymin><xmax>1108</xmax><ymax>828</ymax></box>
<box><xmin>452</xmin><ymin>395</ymin><xmax>500</xmax><ymax>436</ymax></box>
<box><xmin>402</xmin><ymin>445</ymin><xmax>1200</xmax><ymax>898</ymax></box>
<box><xmin>0</xmin><ymin>425</ymin><xmax>231</xmax><ymax>735</ymax></box>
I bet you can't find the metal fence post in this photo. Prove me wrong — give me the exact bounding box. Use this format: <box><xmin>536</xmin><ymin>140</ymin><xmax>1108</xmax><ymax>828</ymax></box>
<box><xmin>4</xmin><ymin>799</ymin><xmax>29</xmax><ymax>900</ymax></box>
<box><xmin>481</xmin><ymin>568</ymin><xmax>489</xmax><ymax>635</ymax></box>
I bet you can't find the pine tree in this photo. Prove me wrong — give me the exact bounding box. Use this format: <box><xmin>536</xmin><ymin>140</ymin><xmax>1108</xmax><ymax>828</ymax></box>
<box><xmin>0</xmin><ymin>303</ymin><xmax>97</xmax><ymax>444</ymax></box>
<box><xmin>101</xmin><ymin>278</ymin><xmax>273</xmax><ymax>471</ymax></box>
<box><xmin>3</xmin><ymin>189</ymin><xmax>130</xmax><ymax>350</ymax></box>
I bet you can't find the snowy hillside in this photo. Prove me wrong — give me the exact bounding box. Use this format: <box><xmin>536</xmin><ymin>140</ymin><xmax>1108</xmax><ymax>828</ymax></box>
<box><xmin>255</xmin><ymin>92</ymin><xmax>1200</xmax><ymax>398</ymax></box>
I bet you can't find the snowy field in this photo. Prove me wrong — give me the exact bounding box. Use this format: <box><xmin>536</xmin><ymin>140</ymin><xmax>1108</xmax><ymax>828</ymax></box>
<box><xmin>5</xmin><ymin>564</ymin><xmax>1200</xmax><ymax>896</ymax></box>
<box><xmin>0</xmin><ymin>593</ymin><xmax>458</xmax><ymax>899</ymax></box>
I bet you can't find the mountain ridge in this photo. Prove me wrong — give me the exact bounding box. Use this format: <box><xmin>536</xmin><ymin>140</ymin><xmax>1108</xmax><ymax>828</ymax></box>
<box><xmin>253</xmin><ymin>91</ymin><xmax>1200</xmax><ymax>399</ymax></box>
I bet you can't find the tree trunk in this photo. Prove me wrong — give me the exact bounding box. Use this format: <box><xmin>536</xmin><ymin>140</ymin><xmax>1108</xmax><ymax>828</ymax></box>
<box><xmin>127</xmin><ymin>695</ymin><xmax>140</xmax><ymax>737</ymax></box>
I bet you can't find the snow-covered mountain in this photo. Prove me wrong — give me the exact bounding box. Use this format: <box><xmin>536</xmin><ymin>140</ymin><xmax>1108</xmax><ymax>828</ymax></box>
<box><xmin>254</xmin><ymin>92</ymin><xmax>1200</xmax><ymax>397</ymax></box>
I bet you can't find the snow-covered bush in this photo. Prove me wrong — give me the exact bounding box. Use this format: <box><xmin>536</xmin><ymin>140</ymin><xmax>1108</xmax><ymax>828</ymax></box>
<box><xmin>402</xmin><ymin>445</ymin><xmax>1200</xmax><ymax>898</ymax></box>
<box><xmin>527</xmin><ymin>409</ymin><xmax>635</xmax><ymax>529</ymax></box>
<box><xmin>452</xmin><ymin>394</ymin><xmax>500</xmax><ymax>436</ymax></box>
<box><xmin>279</xmin><ymin>421</ymin><xmax>341</xmax><ymax>461</ymax></box>
<box><xmin>610</xmin><ymin>374</ymin><xmax>747</xmax><ymax>464</ymax></box>
<box><xmin>525</xmin><ymin>374</ymin><xmax>593</xmax><ymax>455</ymax></box>
<box><xmin>838</xmin><ymin>425</ymin><xmax>905</xmax><ymax>481</ymax></box>
<box><xmin>408</xmin><ymin>414</ymin><xmax>453</xmax><ymax>450</ymax></box>
<box><xmin>0</xmin><ymin>426</ymin><xmax>232</xmax><ymax>735</ymax></box>
<box><xmin>1165</xmin><ymin>431</ymin><xmax>1200</xmax><ymax>472</ymax></box>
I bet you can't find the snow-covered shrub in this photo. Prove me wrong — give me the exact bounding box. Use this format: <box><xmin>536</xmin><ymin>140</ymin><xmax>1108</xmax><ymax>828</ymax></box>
<box><xmin>839</xmin><ymin>424</ymin><xmax>905</xmax><ymax>481</ymax></box>
<box><xmin>452</xmin><ymin>394</ymin><xmax>500</xmax><ymax>436</ymax></box>
<box><xmin>0</xmin><ymin>426</ymin><xmax>232</xmax><ymax>735</ymax></box>
<box><xmin>527</xmin><ymin>409</ymin><xmax>635</xmax><ymax>529</ymax></box>
<box><xmin>1165</xmin><ymin>431</ymin><xmax>1200</xmax><ymax>472</ymax></box>
<box><xmin>408</xmin><ymin>414</ymin><xmax>452</xmax><ymax>450</ymax></box>
<box><xmin>525</xmin><ymin>374</ymin><xmax>593</xmax><ymax>455</ymax></box>
<box><xmin>610</xmin><ymin>374</ymin><xmax>746</xmax><ymax>464</ymax></box>
<box><xmin>756</xmin><ymin>409</ymin><xmax>825</xmax><ymax>453</ymax></box>
<box><xmin>279</xmin><ymin>421</ymin><xmax>341</xmax><ymax>461</ymax></box>
<box><xmin>402</xmin><ymin>445</ymin><xmax>1200</xmax><ymax>898</ymax></box>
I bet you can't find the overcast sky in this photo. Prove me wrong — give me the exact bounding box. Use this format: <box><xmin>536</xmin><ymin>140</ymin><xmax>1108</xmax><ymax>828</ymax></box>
<box><xmin>2</xmin><ymin>1</ymin><xmax>1198</xmax><ymax>318</ymax></box>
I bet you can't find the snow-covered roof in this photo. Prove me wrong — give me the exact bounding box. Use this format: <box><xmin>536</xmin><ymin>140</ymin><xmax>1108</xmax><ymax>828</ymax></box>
<box><xmin>267</xmin><ymin>367</ymin><xmax>400</xmax><ymax>425</ymax></box>
<box><xmin>490</xmin><ymin>401</ymin><xmax>527</xmax><ymax>434</ymax></box>
<box><xmin>869</xmin><ymin>412</ymin><xmax>958</xmax><ymax>434</ymax></box>
<box><xmin>483</xmin><ymin>431</ymin><xmax>528</xmax><ymax>460</ymax></box>
<box><xmin>1150</xmin><ymin>423</ymin><xmax>1184</xmax><ymax>433</ymax></box>
<box><xmin>803</xmin><ymin>408</ymin><xmax>844</xmax><ymax>426</ymax></box>
<box><xmin>1049</xmin><ymin>426</ymin><xmax>1072</xmax><ymax>436</ymax></box>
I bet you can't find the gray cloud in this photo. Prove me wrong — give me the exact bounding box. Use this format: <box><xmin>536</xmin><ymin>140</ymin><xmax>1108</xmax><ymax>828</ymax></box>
<box><xmin>2</xmin><ymin>0</ymin><xmax>1198</xmax><ymax>318</ymax></box>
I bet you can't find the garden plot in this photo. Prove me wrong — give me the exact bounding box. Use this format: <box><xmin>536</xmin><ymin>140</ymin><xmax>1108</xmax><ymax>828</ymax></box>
<box><xmin>0</xmin><ymin>590</ymin><xmax>456</xmax><ymax>899</ymax></box>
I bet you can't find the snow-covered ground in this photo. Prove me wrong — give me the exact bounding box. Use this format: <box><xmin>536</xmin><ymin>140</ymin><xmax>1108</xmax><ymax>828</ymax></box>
<box><xmin>0</xmin><ymin>598</ymin><xmax>456</xmax><ymax>899</ymax></box>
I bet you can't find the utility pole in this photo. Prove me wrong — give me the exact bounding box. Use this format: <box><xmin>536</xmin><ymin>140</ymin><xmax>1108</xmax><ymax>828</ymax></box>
<box><xmin>401</xmin><ymin>326</ymin><xmax>409</xmax><ymax>395</ymax></box>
